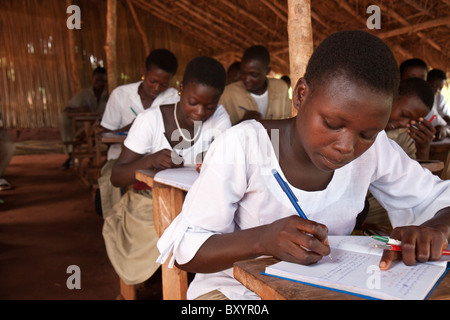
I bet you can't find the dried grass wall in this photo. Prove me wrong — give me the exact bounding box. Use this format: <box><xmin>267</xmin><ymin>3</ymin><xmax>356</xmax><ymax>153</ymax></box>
<box><xmin>0</xmin><ymin>0</ymin><xmax>203</xmax><ymax>128</ymax></box>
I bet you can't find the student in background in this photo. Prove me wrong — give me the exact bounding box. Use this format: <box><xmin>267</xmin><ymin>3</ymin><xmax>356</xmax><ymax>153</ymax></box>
<box><xmin>0</xmin><ymin>116</ymin><xmax>15</xmax><ymax>191</ymax></box>
<box><xmin>427</xmin><ymin>69</ymin><xmax>450</xmax><ymax>124</ymax></box>
<box><xmin>219</xmin><ymin>45</ymin><xmax>291</xmax><ymax>125</ymax></box>
<box><xmin>59</xmin><ymin>67</ymin><xmax>108</xmax><ymax>169</ymax></box>
<box><xmin>400</xmin><ymin>59</ymin><xmax>448</xmax><ymax>140</ymax></box>
<box><xmin>157</xmin><ymin>31</ymin><xmax>450</xmax><ymax>300</ymax></box>
<box><xmin>366</xmin><ymin>77</ymin><xmax>436</xmax><ymax>227</ymax></box>
<box><xmin>226</xmin><ymin>61</ymin><xmax>241</xmax><ymax>85</ymax></box>
<box><xmin>103</xmin><ymin>56</ymin><xmax>231</xmax><ymax>288</ymax></box>
<box><xmin>385</xmin><ymin>77</ymin><xmax>436</xmax><ymax>160</ymax></box>
<box><xmin>97</xmin><ymin>49</ymin><xmax>179</xmax><ymax>216</ymax></box>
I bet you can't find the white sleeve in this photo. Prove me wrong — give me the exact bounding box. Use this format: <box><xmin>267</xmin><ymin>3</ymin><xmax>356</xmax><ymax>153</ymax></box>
<box><xmin>123</xmin><ymin>110</ymin><xmax>163</xmax><ymax>155</ymax></box>
<box><xmin>157</xmin><ymin>128</ymin><xmax>248</xmax><ymax>267</ymax></box>
<box><xmin>369</xmin><ymin>132</ymin><xmax>450</xmax><ymax>227</ymax></box>
<box><xmin>100</xmin><ymin>88</ymin><xmax>123</xmax><ymax>131</ymax></box>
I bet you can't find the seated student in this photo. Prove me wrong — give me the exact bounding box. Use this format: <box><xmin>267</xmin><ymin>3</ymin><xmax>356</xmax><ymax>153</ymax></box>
<box><xmin>102</xmin><ymin>56</ymin><xmax>231</xmax><ymax>287</ymax></box>
<box><xmin>400</xmin><ymin>58</ymin><xmax>448</xmax><ymax>140</ymax></box>
<box><xmin>385</xmin><ymin>77</ymin><xmax>436</xmax><ymax>160</ymax></box>
<box><xmin>0</xmin><ymin>126</ymin><xmax>15</xmax><ymax>191</ymax></box>
<box><xmin>98</xmin><ymin>49</ymin><xmax>179</xmax><ymax>216</ymax></box>
<box><xmin>59</xmin><ymin>67</ymin><xmax>108</xmax><ymax>169</ymax></box>
<box><xmin>226</xmin><ymin>61</ymin><xmax>241</xmax><ymax>85</ymax></box>
<box><xmin>157</xmin><ymin>31</ymin><xmax>450</xmax><ymax>300</ymax></box>
<box><xmin>366</xmin><ymin>77</ymin><xmax>436</xmax><ymax>227</ymax></box>
<box><xmin>427</xmin><ymin>69</ymin><xmax>450</xmax><ymax>124</ymax></box>
<box><xmin>219</xmin><ymin>45</ymin><xmax>291</xmax><ymax>125</ymax></box>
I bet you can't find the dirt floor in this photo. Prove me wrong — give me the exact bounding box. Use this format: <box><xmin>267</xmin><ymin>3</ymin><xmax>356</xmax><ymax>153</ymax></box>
<box><xmin>0</xmin><ymin>151</ymin><xmax>162</xmax><ymax>300</ymax></box>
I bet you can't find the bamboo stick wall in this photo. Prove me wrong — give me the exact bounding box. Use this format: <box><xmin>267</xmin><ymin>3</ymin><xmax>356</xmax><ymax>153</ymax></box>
<box><xmin>0</xmin><ymin>0</ymin><xmax>202</xmax><ymax>128</ymax></box>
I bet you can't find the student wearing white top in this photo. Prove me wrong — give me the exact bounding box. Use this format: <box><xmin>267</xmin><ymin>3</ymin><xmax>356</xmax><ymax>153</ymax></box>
<box><xmin>102</xmin><ymin>57</ymin><xmax>231</xmax><ymax>288</ymax></box>
<box><xmin>428</xmin><ymin>69</ymin><xmax>450</xmax><ymax>125</ymax></box>
<box><xmin>97</xmin><ymin>49</ymin><xmax>179</xmax><ymax>217</ymax></box>
<box><xmin>157</xmin><ymin>31</ymin><xmax>450</xmax><ymax>300</ymax></box>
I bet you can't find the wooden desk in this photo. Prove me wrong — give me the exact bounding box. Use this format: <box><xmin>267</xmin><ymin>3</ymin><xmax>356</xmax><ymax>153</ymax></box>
<box><xmin>430</xmin><ymin>138</ymin><xmax>450</xmax><ymax>162</ymax></box>
<box><xmin>100</xmin><ymin>132</ymin><xmax>127</xmax><ymax>144</ymax></box>
<box><xmin>234</xmin><ymin>257</ymin><xmax>450</xmax><ymax>300</ymax></box>
<box><xmin>418</xmin><ymin>160</ymin><xmax>444</xmax><ymax>175</ymax></box>
<box><xmin>135</xmin><ymin>167</ymin><xmax>199</xmax><ymax>300</ymax></box>
<box><xmin>67</xmin><ymin>112</ymin><xmax>104</xmax><ymax>186</ymax></box>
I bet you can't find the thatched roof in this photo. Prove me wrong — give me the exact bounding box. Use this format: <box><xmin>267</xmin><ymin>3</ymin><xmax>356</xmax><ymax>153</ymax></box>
<box><xmin>130</xmin><ymin>0</ymin><xmax>450</xmax><ymax>75</ymax></box>
<box><xmin>1</xmin><ymin>0</ymin><xmax>449</xmax><ymax>128</ymax></box>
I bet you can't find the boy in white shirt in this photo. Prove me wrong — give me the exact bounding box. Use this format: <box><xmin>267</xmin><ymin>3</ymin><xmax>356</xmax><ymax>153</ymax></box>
<box><xmin>157</xmin><ymin>31</ymin><xmax>450</xmax><ymax>300</ymax></box>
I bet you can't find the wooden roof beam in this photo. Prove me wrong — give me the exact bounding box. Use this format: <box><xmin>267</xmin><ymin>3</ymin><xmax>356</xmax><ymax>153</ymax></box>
<box><xmin>220</xmin><ymin>0</ymin><xmax>279</xmax><ymax>38</ymax></box>
<box><xmin>377</xmin><ymin>3</ymin><xmax>444</xmax><ymax>54</ymax></box>
<box><xmin>377</xmin><ymin>16</ymin><xmax>450</xmax><ymax>39</ymax></box>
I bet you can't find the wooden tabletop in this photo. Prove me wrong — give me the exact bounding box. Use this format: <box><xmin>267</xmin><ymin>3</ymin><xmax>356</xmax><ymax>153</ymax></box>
<box><xmin>100</xmin><ymin>132</ymin><xmax>127</xmax><ymax>144</ymax></box>
<box><xmin>233</xmin><ymin>257</ymin><xmax>450</xmax><ymax>300</ymax></box>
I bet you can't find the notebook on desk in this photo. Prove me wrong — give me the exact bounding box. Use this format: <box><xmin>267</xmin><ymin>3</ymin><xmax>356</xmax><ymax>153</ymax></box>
<box><xmin>154</xmin><ymin>165</ymin><xmax>199</xmax><ymax>191</ymax></box>
<box><xmin>264</xmin><ymin>236</ymin><xmax>449</xmax><ymax>300</ymax></box>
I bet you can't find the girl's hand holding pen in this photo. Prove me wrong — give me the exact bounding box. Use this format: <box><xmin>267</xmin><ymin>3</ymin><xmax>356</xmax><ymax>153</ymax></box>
<box><xmin>146</xmin><ymin>149</ymin><xmax>183</xmax><ymax>170</ymax></box>
<box><xmin>259</xmin><ymin>216</ymin><xmax>331</xmax><ymax>265</ymax></box>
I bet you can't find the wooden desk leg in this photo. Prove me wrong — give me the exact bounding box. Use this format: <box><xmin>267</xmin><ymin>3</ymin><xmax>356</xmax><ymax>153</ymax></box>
<box><xmin>118</xmin><ymin>278</ymin><xmax>136</xmax><ymax>300</ymax></box>
<box><xmin>162</xmin><ymin>260</ymin><xmax>188</xmax><ymax>300</ymax></box>
<box><xmin>153</xmin><ymin>182</ymin><xmax>188</xmax><ymax>300</ymax></box>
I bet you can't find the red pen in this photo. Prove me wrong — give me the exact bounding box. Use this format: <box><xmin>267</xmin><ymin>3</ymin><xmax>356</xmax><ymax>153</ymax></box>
<box><xmin>429</xmin><ymin>115</ymin><xmax>437</xmax><ymax>123</ymax></box>
<box><xmin>375</xmin><ymin>244</ymin><xmax>450</xmax><ymax>255</ymax></box>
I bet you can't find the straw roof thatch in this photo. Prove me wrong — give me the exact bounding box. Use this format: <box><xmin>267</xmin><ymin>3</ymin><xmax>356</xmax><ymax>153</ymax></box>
<box><xmin>1</xmin><ymin>0</ymin><xmax>449</xmax><ymax>128</ymax></box>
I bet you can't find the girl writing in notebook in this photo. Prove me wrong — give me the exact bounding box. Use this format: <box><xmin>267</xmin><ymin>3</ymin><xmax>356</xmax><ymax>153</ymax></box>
<box><xmin>157</xmin><ymin>31</ymin><xmax>450</xmax><ymax>300</ymax></box>
<box><xmin>103</xmin><ymin>56</ymin><xmax>231</xmax><ymax>287</ymax></box>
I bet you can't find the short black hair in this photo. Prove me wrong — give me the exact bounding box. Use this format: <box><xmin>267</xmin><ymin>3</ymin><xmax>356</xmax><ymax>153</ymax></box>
<box><xmin>145</xmin><ymin>48</ymin><xmax>178</xmax><ymax>74</ymax></box>
<box><xmin>398</xmin><ymin>77</ymin><xmax>435</xmax><ymax>110</ymax></box>
<box><xmin>242</xmin><ymin>45</ymin><xmax>270</xmax><ymax>67</ymax></box>
<box><xmin>227</xmin><ymin>61</ymin><xmax>241</xmax><ymax>73</ymax></box>
<box><xmin>304</xmin><ymin>30</ymin><xmax>399</xmax><ymax>97</ymax></box>
<box><xmin>427</xmin><ymin>69</ymin><xmax>447</xmax><ymax>82</ymax></box>
<box><xmin>399</xmin><ymin>58</ymin><xmax>427</xmax><ymax>78</ymax></box>
<box><xmin>183</xmin><ymin>56</ymin><xmax>226</xmax><ymax>93</ymax></box>
<box><xmin>93</xmin><ymin>67</ymin><xmax>106</xmax><ymax>76</ymax></box>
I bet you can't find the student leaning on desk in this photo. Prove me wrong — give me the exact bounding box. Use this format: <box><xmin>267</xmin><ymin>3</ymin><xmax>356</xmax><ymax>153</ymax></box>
<box><xmin>102</xmin><ymin>57</ymin><xmax>231</xmax><ymax>287</ymax></box>
<box><xmin>157</xmin><ymin>31</ymin><xmax>450</xmax><ymax>300</ymax></box>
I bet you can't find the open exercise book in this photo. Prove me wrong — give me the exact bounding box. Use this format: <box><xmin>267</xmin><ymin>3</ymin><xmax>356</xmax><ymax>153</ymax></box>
<box><xmin>264</xmin><ymin>236</ymin><xmax>449</xmax><ymax>300</ymax></box>
<box><xmin>154</xmin><ymin>165</ymin><xmax>199</xmax><ymax>191</ymax></box>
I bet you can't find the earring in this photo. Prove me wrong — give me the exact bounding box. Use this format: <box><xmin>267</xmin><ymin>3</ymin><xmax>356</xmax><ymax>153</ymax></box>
<box><xmin>178</xmin><ymin>91</ymin><xmax>182</xmax><ymax>96</ymax></box>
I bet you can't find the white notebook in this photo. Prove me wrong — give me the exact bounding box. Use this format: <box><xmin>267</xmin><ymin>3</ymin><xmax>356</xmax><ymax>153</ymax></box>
<box><xmin>154</xmin><ymin>165</ymin><xmax>199</xmax><ymax>191</ymax></box>
<box><xmin>264</xmin><ymin>236</ymin><xmax>449</xmax><ymax>300</ymax></box>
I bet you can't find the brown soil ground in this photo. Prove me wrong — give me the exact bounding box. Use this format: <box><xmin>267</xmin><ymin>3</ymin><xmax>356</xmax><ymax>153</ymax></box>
<box><xmin>0</xmin><ymin>146</ymin><xmax>162</xmax><ymax>299</ymax></box>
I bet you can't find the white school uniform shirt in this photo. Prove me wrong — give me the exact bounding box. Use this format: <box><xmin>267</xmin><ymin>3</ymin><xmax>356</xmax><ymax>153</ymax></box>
<box><xmin>100</xmin><ymin>82</ymin><xmax>179</xmax><ymax>159</ymax></box>
<box><xmin>433</xmin><ymin>93</ymin><xmax>450</xmax><ymax>119</ymax></box>
<box><xmin>157</xmin><ymin>120</ymin><xmax>450</xmax><ymax>300</ymax></box>
<box><xmin>124</xmin><ymin>104</ymin><xmax>231</xmax><ymax>165</ymax></box>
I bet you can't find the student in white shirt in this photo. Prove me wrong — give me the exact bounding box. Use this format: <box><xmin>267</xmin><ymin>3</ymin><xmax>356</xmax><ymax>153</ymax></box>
<box><xmin>103</xmin><ymin>56</ymin><xmax>231</xmax><ymax>288</ymax></box>
<box><xmin>97</xmin><ymin>49</ymin><xmax>179</xmax><ymax>216</ymax></box>
<box><xmin>157</xmin><ymin>31</ymin><xmax>450</xmax><ymax>300</ymax></box>
<box><xmin>427</xmin><ymin>69</ymin><xmax>450</xmax><ymax>124</ymax></box>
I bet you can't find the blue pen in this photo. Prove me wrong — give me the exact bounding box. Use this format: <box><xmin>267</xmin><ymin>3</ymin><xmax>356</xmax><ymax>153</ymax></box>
<box><xmin>239</xmin><ymin>106</ymin><xmax>249</xmax><ymax>112</ymax></box>
<box><xmin>272</xmin><ymin>169</ymin><xmax>307</xmax><ymax>219</ymax></box>
<box><xmin>272</xmin><ymin>169</ymin><xmax>332</xmax><ymax>259</ymax></box>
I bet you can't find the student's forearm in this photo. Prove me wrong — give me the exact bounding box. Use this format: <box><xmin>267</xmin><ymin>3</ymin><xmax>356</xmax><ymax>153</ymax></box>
<box><xmin>421</xmin><ymin>206</ymin><xmax>450</xmax><ymax>241</ymax></box>
<box><xmin>110</xmin><ymin>157</ymin><xmax>152</xmax><ymax>187</ymax></box>
<box><xmin>177</xmin><ymin>226</ymin><xmax>267</xmax><ymax>273</ymax></box>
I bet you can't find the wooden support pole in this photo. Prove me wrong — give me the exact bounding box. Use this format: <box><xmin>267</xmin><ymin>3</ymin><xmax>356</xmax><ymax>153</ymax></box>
<box><xmin>66</xmin><ymin>0</ymin><xmax>81</xmax><ymax>94</ymax></box>
<box><xmin>105</xmin><ymin>0</ymin><xmax>118</xmax><ymax>94</ymax></box>
<box><xmin>287</xmin><ymin>0</ymin><xmax>313</xmax><ymax>115</ymax></box>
